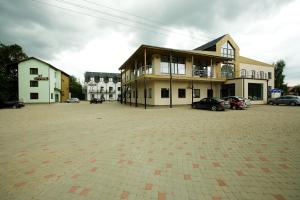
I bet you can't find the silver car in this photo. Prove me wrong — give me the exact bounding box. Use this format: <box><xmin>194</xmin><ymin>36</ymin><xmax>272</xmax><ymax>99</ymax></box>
<box><xmin>269</xmin><ymin>95</ymin><xmax>300</xmax><ymax>106</ymax></box>
<box><xmin>66</xmin><ymin>98</ymin><xmax>80</xmax><ymax>103</ymax></box>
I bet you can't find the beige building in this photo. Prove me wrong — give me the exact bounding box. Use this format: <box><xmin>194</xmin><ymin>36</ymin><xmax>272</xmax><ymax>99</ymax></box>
<box><xmin>119</xmin><ymin>34</ymin><xmax>274</xmax><ymax>108</ymax></box>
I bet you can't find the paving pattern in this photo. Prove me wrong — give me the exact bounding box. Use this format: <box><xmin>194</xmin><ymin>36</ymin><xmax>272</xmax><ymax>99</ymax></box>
<box><xmin>0</xmin><ymin>102</ymin><xmax>299</xmax><ymax>200</ymax></box>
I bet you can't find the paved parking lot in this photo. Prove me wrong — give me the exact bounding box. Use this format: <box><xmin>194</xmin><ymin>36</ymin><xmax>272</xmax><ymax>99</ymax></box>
<box><xmin>0</xmin><ymin>102</ymin><xmax>299</xmax><ymax>200</ymax></box>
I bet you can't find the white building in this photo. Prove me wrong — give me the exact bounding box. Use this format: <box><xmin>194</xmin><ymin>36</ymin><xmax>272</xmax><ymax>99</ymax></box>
<box><xmin>84</xmin><ymin>72</ymin><xmax>121</xmax><ymax>101</ymax></box>
<box><xmin>18</xmin><ymin>57</ymin><xmax>69</xmax><ymax>103</ymax></box>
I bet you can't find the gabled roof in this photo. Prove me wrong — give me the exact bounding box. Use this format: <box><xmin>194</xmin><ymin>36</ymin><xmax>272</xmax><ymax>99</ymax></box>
<box><xmin>194</xmin><ymin>34</ymin><xmax>227</xmax><ymax>51</ymax></box>
<box><xmin>18</xmin><ymin>57</ymin><xmax>70</xmax><ymax>76</ymax></box>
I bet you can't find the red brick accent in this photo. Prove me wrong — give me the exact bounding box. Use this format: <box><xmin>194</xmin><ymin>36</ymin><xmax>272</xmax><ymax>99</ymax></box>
<box><xmin>166</xmin><ymin>163</ymin><xmax>172</xmax><ymax>168</ymax></box>
<box><xmin>121</xmin><ymin>191</ymin><xmax>129</xmax><ymax>200</ymax></box>
<box><xmin>213</xmin><ymin>162</ymin><xmax>221</xmax><ymax>167</ymax></box>
<box><xmin>184</xmin><ymin>174</ymin><xmax>191</xmax><ymax>180</ymax></box>
<box><xmin>68</xmin><ymin>186</ymin><xmax>79</xmax><ymax>193</ymax></box>
<box><xmin>14</xmin><ymin>181</ymin><xmax>26</xmax><ymax>188</ymax></box>
<box><xmin>79</xmin><ymin>188</ymin><xmax>91</xmax><ymax>196</ymax></box>
<box><xmin>259</xmin><ymin>156</ymin><xmax>268</xmax><ymax>161</ymax></box>
<box><xmin>261</xmin><ymin>167</ymin><xmax>271</xmax><ymax>173</ymax></box>
<box><xmin>273</xmin><ymin>194</ymin><xmax>286</xmax><ymax>200</ymax></box>
<box><xmin>158</xmin><ymin>192</ymin><xmax>166</xmax><ymax>200</ymax></box>
<box><xmin>279</xmin><ymin>164</ymin><xmax>289</xmax><ymax>169</ymax></box>
<box><xmin>212</xmin><ymin>197</ymin><xmax>222</xmax><ymax>200</ymax></box>
<box><xmin>154</xmin><ymin>170</ymin><xmax>161</xmax><ymax>176</ymax></box>
<box><xmin>235</xmin><ymin>170</ymin><xmax>245</xmax><ymax>176</ymax></box>
<box><xmin>71</xmin><ymin>174</ymin><xmax>80</xmax><ymax>179</ymax></box>
<box><xmin>42</xmin><ymin>160</ymin><xmax>50</xmax><ymax>164</ymax></box>
<box><xmin>118</xmin><ymin>159</ymin><xmax>126</xmax><ymax>164</ymax></box>
<box><xmin>145</xmin><ymin>183</ymin><xmax>153</xmax><ymax>190</ymax></box>
<box><xmin>90</xmin><ymin>167</ymin><xmax>97</xmax><ymax>173</ymax></box>
<box><xmin>127</xmin><ymin>160</ymin><xmax>133</xmax><ymax>165</ymax></box>
<box><xmin>64</xmin><ymin>160</ymin><xmax>72</xmax><ymax>164</ymax></box>
<box><xmin>216</xmin><ymin>179</ymin><xmax>226</xmax><ymax>187</ymax></box>
<box><xmin>193</xmin><ymin>163</ymin><xmax>199</xmax><ymax>168</ymax></box>
<box><xmin>44</xmin><ymin>174</ymin><xmax>56</xmax><ymax>179</ymax></box>
<box><xmin>90</xmin><ymin>159</ymin><xmax>96</xmax><ymax>163</ymax></box>
<box><xmin>25</xmin><ymin>169</ymin><xmax>35</xmax><ymax>175</ymax></box>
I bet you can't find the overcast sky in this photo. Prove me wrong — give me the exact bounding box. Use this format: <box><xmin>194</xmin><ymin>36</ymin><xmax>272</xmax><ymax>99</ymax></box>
<box><xmin>0</xmin><ymin>0</ymin><xmax>299</xmax><ymax>85</ymax></box>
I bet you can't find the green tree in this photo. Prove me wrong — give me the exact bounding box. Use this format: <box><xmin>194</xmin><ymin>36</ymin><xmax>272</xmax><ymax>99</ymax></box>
<box><xmin>0</xmin><ymin>43</ymin><xmax>28</xmax><ymax>101</ymax></box>
<box><xmin>69</xmin><ymin>76</ymin><xmax>84</xmax><ymax>99</ymax></box>
<box><xmin>274</xmin><ymin>60</ymin><xmax>287</xmax><ymax>93</ymax></box>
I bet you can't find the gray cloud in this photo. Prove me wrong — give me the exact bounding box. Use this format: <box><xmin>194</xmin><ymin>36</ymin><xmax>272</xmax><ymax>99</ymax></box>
<box><xmin>0</xmin><ymin>0</ymin><xmax>298</xmax><ymax>84</ymax></box>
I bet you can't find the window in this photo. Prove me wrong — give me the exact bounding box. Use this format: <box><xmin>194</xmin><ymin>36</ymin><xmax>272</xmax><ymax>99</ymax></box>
<box><xmin>268</xmin><ymin>72</ymin><xmax>272</xmax><ymax>79</ymax></box>
<box><xmin>241</xmin><ymin>69</ymin><xmax>246</xmax><ymax>77</ymax></box>
<box><xmin>118</xmin><ymin>87</ymin><xmax>121</xmax><ymax>91</ymax></box>
<box><xmin>193</xmin><ymin>89</ymin><xmax>200</xmax><ymax>98</ymax></box>
<box><xmin>109</xmin><ymin>94</ymin><xmax>113</xmax><ymax>98</ymax></box>
<box><xmin>251</xmin><ymin>70</ymin><xmax>256</xmax><ymax>78</ymax></box>
<box><xmin>109</xmin><ymin>86</ymin><xmax>113</xmax><ymax>92</ymax></box>
<box><xmin>178</xmin><ymin>89</ymin><xmax>186</xmax><ymax>98</ymax></box>
<box><xmin>160</xmin><ymin>56</ymin><xmax>186</xmax><ymax>75</ymax></box>
<box><xmin>260</xmin><ymin>71</ymin><xmax>264</xmax><ymax>79</ymax></box>
<box><xmin>221</xmin><ymin>42</ymin><xmax>234</xmax><ymax>58</ymax></box>
<box><xmin>221</xmin><ymin>64</ymin><xmax>234</xmax><ymax>78</ymax></box>
<box><xmin>148</xmin><ymin>88</ymin><xmax>152</xmax><ymax>98</ymax></box>
<box><xmin>160</xmin><ymin>55</ymin><xmax>169</xmax><ymax>74</ymax></box>
<box><xmin>248</xmin><ymin>83</ymin><xmax>263</xmax><ymax>100</ymax></box>
<box><xmin>30</xmin><ymin>80</ymin><xmax>38</xmax><ymax>87</ymax></box>
<box><xmin>51</xmin><ymin>93</ymin><xmax>53</xmax><ymax>99</ymax></box>
<box><xmin>30</xmin><ymin>68</ymin><xmax>38</xmax><ymax>75</ymax></box>
<box><xmin>30</xmin><ymin>93</ymin><xmax>38</xmax><ymax>99</ymax></box>
<box><xmin>132</xmin><ymin>90</ymin><xmax>135</xmax><ymax>98</ymax></box>
<box><xmin>161</xmin><ymin>88</ymin><xmax>169</xmax><ymax>98</ymax></box>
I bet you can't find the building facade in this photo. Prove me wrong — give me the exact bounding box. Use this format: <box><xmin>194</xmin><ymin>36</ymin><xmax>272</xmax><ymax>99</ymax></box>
<box><xmin>119</xmin><ymin>34</ymin><xmax>274</xmax><ymax>107</ymax></box>
<box><xmin>84</xmin><ymin>72</ymin><xmax>121</xmax><ymax>101</ymax></box>
<box><xmin>18</xmin><ymin>57</ymin><xmax>70</xmax><ymax>103</ymax></box>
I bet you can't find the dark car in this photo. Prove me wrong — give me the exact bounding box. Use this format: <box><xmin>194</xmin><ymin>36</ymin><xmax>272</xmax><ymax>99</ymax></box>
<box><xmin>222</xmin><ymin>96</ymin><xmax>245</xmax><ymax>110</ymax></box>
<box><xmin>191</xmin><ymin>97</ymin><xmax>225</xmax><ymax>111</ymax></box>
<box><xmin>0</xmin><ymin>100</ymin><xmax>25</xmax><ymax>109</ymax></box>
<box><xmin>90</xmin><ymin>98</ymin><xmax>103</xmax><ymax>104</ymax></box>
<box><xmin>268</xmin><ymin>95</ymin><xmax>300</xmax><ymax>106</ymax></box>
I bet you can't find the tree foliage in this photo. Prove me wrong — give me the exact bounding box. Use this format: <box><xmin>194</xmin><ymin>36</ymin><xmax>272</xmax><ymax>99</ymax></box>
<box><xmin>0</xmin><ymin>43</ymin><xmax>28</xmax><ymax>101</ymax></box>
<box><xmin>69</xmin><ymin>75</ymin><xmax>84</xmax><ymax>99</ymax></box>
<box><xmin>274</xmin><ymin>60</ymin><xmax>287</xmax><ymax>93</ymax></box>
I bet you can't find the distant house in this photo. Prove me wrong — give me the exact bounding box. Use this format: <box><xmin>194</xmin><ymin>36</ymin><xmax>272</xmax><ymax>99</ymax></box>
<box><xmin>84</xmin><ymin>72</ymin><xmax>121</xmax><ymax>101</ymax></box>
<box><xmin>288</xmin><ymin>85</ymin><xmax>300</xmax><ymax>96</ymax></box>
<box><xmin>119</xmin><ymin>34</ymin><xmax>275</xmax><ymax>107</ymax></box>
<box><xmin>18</xmin><ymin>57</ymin><xmax>70</xmax><ymax>103</ymax></box>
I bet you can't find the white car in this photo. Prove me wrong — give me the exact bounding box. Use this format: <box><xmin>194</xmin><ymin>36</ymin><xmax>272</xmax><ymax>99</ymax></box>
<box><xmin>66</xmin><ymin>98</ymin><xmax>80</xmax><ymax>103</ymax></box>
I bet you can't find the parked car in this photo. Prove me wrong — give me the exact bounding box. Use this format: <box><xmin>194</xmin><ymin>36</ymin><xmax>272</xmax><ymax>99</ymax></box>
<box><xmin>222</xmin><ymin>96</ymin><xmax>246</xmax><ymax>110</ymax></box>
<box><xmin>268</xmin><ymin>95</ymin><xmax>300</xmax><ymax>106</ymax></box>
<box><xmin>90</xmin><ymin>98</ymin><xmax>102</xmax><ymax>104</ymax></box>
<box><xmin>0</xmin><ymin>100</ymin><xmax>25</xmax><ymax>109</ymax></box>
<box><xmin>192</xmin><ymin>97</ymin><xmax>225</xmax><ymax>111</ymax></box>
<box><xmin>66</xmin><ymin>98</ymin><xmax>80</xmax><ymax>103</ymax></box>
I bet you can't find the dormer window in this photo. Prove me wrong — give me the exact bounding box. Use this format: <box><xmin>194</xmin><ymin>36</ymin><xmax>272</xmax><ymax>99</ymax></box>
<box><xmin>221</xmin><ymin>42</ymin><xmax>234</xmax><ymax>58</ymax></box>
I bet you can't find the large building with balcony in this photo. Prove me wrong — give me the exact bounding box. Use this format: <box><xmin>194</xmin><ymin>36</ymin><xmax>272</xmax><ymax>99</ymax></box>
<box><xmin>18</xmin><ymin>57</ymin><xmax>70</xmax><ymax>103</ymax></box>
<box><xmin>84</xmin><ymin>72</ymin><xmax>121</xmax><ymax>101</ymax></box>
<box><xmin>119</xmin><ymin>34</ymin><xmax>274</xmax><ymax>108</ymax></box>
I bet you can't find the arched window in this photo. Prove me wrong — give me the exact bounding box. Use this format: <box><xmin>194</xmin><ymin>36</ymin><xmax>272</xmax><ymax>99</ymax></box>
<box><xmin>221</xmin><ymin>42</ymin><xmax>234</xmax><ymax>58</ymax></box>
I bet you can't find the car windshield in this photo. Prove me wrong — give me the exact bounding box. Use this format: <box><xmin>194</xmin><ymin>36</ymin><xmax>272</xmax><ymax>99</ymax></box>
<box><xmin>212</xmin><ymin>97</ymin><xmax>223</xmax><ymax>102</ymax></box>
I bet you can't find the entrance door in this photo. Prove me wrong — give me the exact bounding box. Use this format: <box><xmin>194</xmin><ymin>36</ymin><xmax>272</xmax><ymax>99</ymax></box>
<box><xmin>55</xmin><ymin>94</ymin><xmax>59</xmax><ymax>102</ymax></box>
<box><xmin>207</xmin><ymin>89</ymin><xmax>213</xmax><ymax>98</ymax></box>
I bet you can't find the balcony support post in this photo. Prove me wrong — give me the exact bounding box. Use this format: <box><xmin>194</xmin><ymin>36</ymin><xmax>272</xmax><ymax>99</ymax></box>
<box><xmin>144</xmin><ymin>48</ymin><xmax>147</xmax><ymax>109</ymax></box>
<box><xmin>135</xmin><ymin>60</ymin><xmax>138</xmax><ymax>107</ymax></box>
<box><xmin>120</xmin><ymin>69</ymin><xmax>123</xmax><ymax>104</ymax></box>
<box><xmin>169</xmin><ymin>53</ymin><xmax>172</xmax><ymax>108</ymax></box>
<box><xmin>191</xmin><ymin>56</ymin><xmax>194</xmax><ymax>105</ymax></box>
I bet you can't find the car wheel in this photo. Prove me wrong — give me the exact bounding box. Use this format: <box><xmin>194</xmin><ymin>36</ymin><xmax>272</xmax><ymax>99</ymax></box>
<box><xmin>232</xmin><ymin>105</ymin><xmax>236</xmax><ymax>110</ymax></box>
<box><xmin>211</xmin><ymin>106</ymin><xmax>217</xmax><ymax>111</ymax></box>
<box><xmin>12</xmin><ymin>105</ymin><xmax>17</xmax><ymax>109</ymax></box>
<box><xmin>290</xmin><ymin>102</ymin><xmax>296</xmax><ymax>106</ymax></box>
<box><xmin>269</xmin><ymin>101</ymin><xmax>273</xmax><ymax>105</ymax></box>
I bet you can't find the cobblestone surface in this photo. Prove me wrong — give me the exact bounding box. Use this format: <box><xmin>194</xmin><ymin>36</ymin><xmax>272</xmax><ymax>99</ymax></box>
<box><xmin>0</xmin><ymin>102</ymin><xmax>299</xmax><ymax>200</ymax></box>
